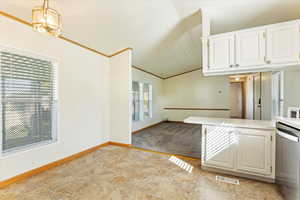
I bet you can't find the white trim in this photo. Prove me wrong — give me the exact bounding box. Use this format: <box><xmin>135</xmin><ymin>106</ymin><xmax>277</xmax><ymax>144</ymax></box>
<box><xmin>1</xmin><ymin>139</ymin><xmax>58</xmax><ymax>157</ymax></box>
<box><xmin>149</xmin><ymin>84</ymin><xmax>153</xmax><ymax>118</ymax></box>
<box><xmin>138</xmin><ymin>82</ymin><xmax>144</xmax><ymax>121</ymax></box>
<box><xmin>279</xmin><ymin>70</ymin><xmax>284</xmax><ymax>117</ymax></box>
<box><xmin>0</xmin><ymin>44</ymin><xmax>59</xmax><ymax>64</ymax></box>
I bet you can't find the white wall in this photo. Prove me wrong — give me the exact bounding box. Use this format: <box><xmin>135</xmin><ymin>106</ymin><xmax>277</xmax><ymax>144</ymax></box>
<box><xmin>283</xmin><ymin>67</ymin><xmax>300</xmax><ymax>117</ymax></box>
<box><xmin>109</xmin><ymin>51</ymin><xmax>132</xmax><ymax>144</ymax></box>
<box><xmin>0</xmin><ymin>15</ymin><xmax>132</xmax><ymax>181</ymax></box>
<box><xmin>261</xmin><ymin>72</ymin><xmax>272</xmax><ymax>120</ymax></box>
<box><xmin>163</xmin><ymin>70</ymin><xmax>230</xmax><ymax>121</ymax></box>
<box><xmin>132</xmin><ymin>68</ymin><xmax>164</xmax><ymax>132</ymax></box>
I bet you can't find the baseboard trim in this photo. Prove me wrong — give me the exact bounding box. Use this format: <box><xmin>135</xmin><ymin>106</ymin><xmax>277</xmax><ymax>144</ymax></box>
<box><xmin>132</xmin><ymin>121</ymin><xmax>165</xmax><ymax>134</ymax></box>
<box><xmin>108</xmin><ymin>142</ymin><xmax>132</xmax><ymax>147</ymax></box>
<box><xmin>130</xmin><ymin>146</ymin><xmax>200</xmax><ymax>161</ymax></box>
<box><xmin>108</xmin><ymin>141</ymin><xmax>200</xmax><ymax>160</ymax></box>
<box><xmin>167</xmin><ymin>120</ymin><xmax>185</xmax><ymax>123</ymax></box>
<box><xmin>0</xmin><ymin>142</ymin><xmax>110</xmax><ymax>188</ymax></box>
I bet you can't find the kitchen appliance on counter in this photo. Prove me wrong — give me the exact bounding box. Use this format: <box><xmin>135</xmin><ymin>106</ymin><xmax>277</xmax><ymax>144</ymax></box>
<box><xmin>276</xmin><ymin>121</ymin><xmax>300</xmax><ymax>200</ymax></box>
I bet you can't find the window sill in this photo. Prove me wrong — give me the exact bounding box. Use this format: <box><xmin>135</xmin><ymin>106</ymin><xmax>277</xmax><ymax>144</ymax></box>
<box><xmin>1</xmin><ymin>139</ymin><xmax>58</xmax><ymax>158</ymax></box>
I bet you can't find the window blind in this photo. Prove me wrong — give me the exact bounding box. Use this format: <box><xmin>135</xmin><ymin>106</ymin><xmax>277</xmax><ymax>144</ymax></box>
<box><xmin>0</xmin><ymin>51</ymin><xmax>57</xmax><ymax>151</ymax></box>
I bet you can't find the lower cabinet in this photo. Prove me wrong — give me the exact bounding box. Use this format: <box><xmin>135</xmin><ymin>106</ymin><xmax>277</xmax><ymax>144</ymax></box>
<box><xmin>202</xmin><ymin>125</ymin><xmax>275</xmax><ymax>180</ymax></box>
<box><xmin>236</xmin><ymin>128</ymin><xmax>272</xmax><ymax>175</ymax></box>
<box><xmin>203</xmin><ymin>125</ymin><xmax>235</xmax><ymax>169</ymax></box>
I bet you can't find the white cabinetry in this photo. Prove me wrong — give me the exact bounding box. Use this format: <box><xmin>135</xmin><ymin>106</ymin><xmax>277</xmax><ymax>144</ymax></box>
<box><xmin>203</xmin><ymin>126</ymin><xmax>235</xmax><ymax>169</ymax></box>
<box><xmin>208</xmin><ymin>34</ymin><xmax>234</xmax><ymax>70</ymax></box>
<box><xmin>266</xmin><ymin>23</ymin><xmax>300</xmax><ymax>64</ymax></box>
<box><xmin>202</xmin><ymin>125</ymin><xmax>275</xmax><ymax>181</ymax></box>
<box><xmin>236</xmin><ymin>128</ymin><xmax>272</xmax><ymax>175</ymax></box>
<box><xmin>203</xmin><ymin>19</ymin><xmax>300</xmax><ymax>76</ymax></box>
<box><xmin>235</xmin><ymin>29</ymin><xmax>266</xmax><ymax>67</ymax></box>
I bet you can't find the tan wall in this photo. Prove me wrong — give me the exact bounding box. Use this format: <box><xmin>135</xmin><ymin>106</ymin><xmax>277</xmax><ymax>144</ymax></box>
<box><xmin>163</xmin><ymin>70</ymin><xmax>230</xmax><ymax>121</ymax></box>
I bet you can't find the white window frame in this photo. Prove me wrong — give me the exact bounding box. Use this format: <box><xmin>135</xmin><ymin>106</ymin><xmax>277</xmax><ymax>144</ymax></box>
<box><xmin>132</xmin><ymin>81</ymin><xmax>140</xmax><ymax>121</ymax></box>
<box><xmin>143</xmin><ymin>83</ymin><xmax>152</xmax><ymax>119</ymax></box>
<box><xmin>0</xmin><ymin>45</ymin><xmax>59</xmax><ymax>156</ymax></box>
<box><xmin>132</xmin><ymin>81</ymin><xmax>153</xmax><ymax>122</ymax></box>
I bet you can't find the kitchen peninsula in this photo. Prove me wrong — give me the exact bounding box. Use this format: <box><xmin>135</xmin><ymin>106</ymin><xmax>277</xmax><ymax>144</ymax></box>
<box><xmin>184</xmin><ymin>116</ymin><xmax>276</xmax><ymax>182</ymax></box>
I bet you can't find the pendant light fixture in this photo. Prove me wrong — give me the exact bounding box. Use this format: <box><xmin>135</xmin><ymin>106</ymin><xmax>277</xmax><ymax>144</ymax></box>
<box><xmin>32</xmin><ymin>0</ymin><xmax>62</xmax><ymax>37</ymax></box>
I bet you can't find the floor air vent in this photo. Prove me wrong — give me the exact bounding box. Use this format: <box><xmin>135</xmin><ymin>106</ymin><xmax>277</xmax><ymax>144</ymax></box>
<box><xmin>216</xmin><ymin>176</ymin><xmax>240</xmax><ymax>185</ymax></box>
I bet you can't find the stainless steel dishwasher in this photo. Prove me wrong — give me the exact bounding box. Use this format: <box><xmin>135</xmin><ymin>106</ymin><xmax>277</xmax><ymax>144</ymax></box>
<box><xmin>276</xmin><ymin>122</ymin><xmax>300</xmax><ymax>200</ymax></box>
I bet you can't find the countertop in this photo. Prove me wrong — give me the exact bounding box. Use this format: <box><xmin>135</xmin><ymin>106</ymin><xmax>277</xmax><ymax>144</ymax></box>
<box><xmin>184</xmin><ymin>117</ymin><xmax>276</xmax><ymax>130</ymax></box>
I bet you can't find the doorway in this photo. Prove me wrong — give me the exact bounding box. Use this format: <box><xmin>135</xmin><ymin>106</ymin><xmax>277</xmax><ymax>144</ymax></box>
<box><xmin>230</xmin><ymin>82</ymin><xmax>244</xmax><ymax>118</ymax></box>
<box><xmin>229</xmin><ymin>73</ymin><xmax>276</xmax><ymax>120</ymax></box>
<box><xmin>229</xmin><ymin>74</ymin><xmax>262</xmax><ymax>120</ymax></box>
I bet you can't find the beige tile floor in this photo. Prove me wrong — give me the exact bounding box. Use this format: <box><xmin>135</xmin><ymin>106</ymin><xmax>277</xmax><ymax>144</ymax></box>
<box><xmin>0</xmin><ymin>145</ymin><xmax>283</xmax><ymax>200</ymax></box>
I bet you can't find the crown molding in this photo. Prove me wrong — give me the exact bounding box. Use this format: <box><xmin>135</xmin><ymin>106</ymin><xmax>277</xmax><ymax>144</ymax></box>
<box><xmin>58</xmin><ymin>35</ymin><xmax>110</xmax><ymax>57</ymax></box>
<box><xmin>0</xmin><ymin>10</ymin><xmax>132</xmax><ymax>58</ymax></box>
<box><xmin>132</xmin><ymin>66</ymin><xmax>204</xmax><ymax>80</ymax></box>
<box><xmin>132</xmin><ymin>65</ymin><xmax>164</xmax><ymax>79</ymax></box>
<box><xmin>163</xmin><ymin>68</ymin><xmax>202</xmax><ymax>79</ymax></box>
<box><xmin>108</xmin><ymin>47</ymin><xmax>133</xmax><ymax>57</ymax></box>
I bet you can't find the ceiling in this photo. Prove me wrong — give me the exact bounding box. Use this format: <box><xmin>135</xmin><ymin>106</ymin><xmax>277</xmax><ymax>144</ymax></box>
<box><xmin>1</xmin><ymin>0</ymin><xmax>300</xmax><ymax>78</ymax></box>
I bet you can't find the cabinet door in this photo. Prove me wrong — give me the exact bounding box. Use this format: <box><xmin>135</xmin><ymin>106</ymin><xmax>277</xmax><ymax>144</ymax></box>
<box><xmin>203</xmin><ymin>125</ymin><xmax>235</xmax><ymax>169</ymax></box>
<box><xmin>266</xmin><ymin>23</ymin><xmax>300</xmax><ymax>64</ymax></box>
<box><xmin>236</xmin><ymin>29</ymin><xmax>266</xmax><ymax>67</ymax></box>
<box><xmin>208</xmin><ymin>34</ymin><xmax>234</xmax><ymax>70</ymax></box>
<box><xmin>236</xmin><ymin>129</ymin><xmax>272</xmax><ymax>175</ymax></box>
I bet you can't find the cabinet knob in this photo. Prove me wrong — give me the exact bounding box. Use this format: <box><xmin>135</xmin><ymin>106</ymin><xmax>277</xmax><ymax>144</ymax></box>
<box><xmin>235</xmin><ymin>64</ymin><xmax>239</xmax><ymax>67</ymax></box>
<box><xmin>266</xmin><ymin>60</ymin><xmax>271</xmax><ymax>64</ymax></box>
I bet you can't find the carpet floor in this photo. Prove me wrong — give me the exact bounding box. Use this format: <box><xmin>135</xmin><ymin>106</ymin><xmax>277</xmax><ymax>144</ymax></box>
<box><xmin>132</xmin><ymin>122</ymin><xmax>202</xmax><ymax>158</ymax></box>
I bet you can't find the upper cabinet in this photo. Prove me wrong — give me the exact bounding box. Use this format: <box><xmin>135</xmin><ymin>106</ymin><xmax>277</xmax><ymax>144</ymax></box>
<box><xmin>203</xmin><ymin>20</ymin><xmax>300</xmax><ymax>76</ymax></box>
<box><xmin>208</xmin><ymin>34</ymin><xmax>234</xmax><ymax>70</ymax></box>
<box><xmin>266</xmin><ymin>23</ymin><xmax>300</xmax><ymax>64</ymax></box>
<box><xmin>235</xmin><ymin>28</ymin><xmax>266</xmax><ymax>67</ymax></box>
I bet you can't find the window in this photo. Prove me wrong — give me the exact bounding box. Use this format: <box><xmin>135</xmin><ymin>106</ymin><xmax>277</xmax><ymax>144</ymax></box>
<box><xmin>132</xmin><ymin>82</ymin><xmax>152</xmax><ymax>121</ymax></box>
<box><xmin>132</xmin><ymin>81</ymin><xmax>140</xmax><ymax>121</ymax></box>
<box><xmin>0</xmin><ymin>48</ymin><xmax>57</xmax><ymax>152</ymax></box>
<box><xmin>143</xmin><ymin>83</ymin><xmax>152</xmax><ymax>119</ymax></box>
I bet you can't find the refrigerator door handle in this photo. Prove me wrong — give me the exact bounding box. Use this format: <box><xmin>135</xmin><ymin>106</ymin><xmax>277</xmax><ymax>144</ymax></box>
<box><xmin>277</xmin><ymin>130</ymin><xmax>299</xmax><ymax>142</ymax></box>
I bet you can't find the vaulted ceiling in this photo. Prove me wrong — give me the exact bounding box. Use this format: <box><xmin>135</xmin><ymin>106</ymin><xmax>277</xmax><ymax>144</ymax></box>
<box><xmin>1</xmin><ymin>0</ymin><xmax>300</xmax><ymax>78</ymax></box>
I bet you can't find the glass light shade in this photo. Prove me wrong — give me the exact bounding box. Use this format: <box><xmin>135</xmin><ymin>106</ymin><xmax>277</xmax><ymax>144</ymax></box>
<box><xmin>32</xmin><ymin>6</ymin><xmax>62</xmax><ymax>37</ymax></box>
